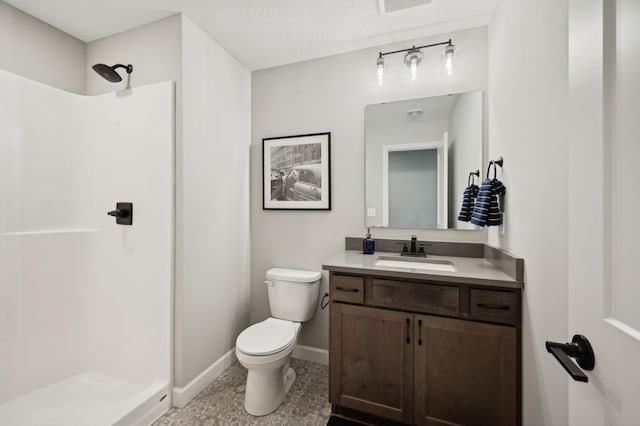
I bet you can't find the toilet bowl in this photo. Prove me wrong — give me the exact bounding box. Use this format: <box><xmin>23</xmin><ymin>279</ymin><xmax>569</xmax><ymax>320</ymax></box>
<box><xmin>235</xmin><ymin>268</ymin><xmax>321</xmax><ymax>416</ymax></box>
<box><xmin>236</xmin><ymin>318</ymin><xmax>301</xmax><ymax>416</ymax></box>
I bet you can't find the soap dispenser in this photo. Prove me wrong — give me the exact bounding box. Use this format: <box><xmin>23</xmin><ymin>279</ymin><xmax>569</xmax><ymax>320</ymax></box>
<box><xmin>363</xmin><ymin>228</ymin><xmax>375</xmax><ymax>254</ymax></box>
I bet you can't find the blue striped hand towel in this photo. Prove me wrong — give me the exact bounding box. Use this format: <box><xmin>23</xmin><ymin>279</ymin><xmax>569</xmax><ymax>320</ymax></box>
<box><xmin>470</xmin><ymin>178</ymin><xmax>506</xmax><ymax>227</ymax></box>
<box><xmin>457</xmin><ymin>184</ymin><xmax>479</xmax><ymax>222</ymax></box>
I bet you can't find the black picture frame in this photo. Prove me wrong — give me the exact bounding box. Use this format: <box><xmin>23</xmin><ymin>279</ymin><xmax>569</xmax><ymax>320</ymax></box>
<box><xmin>262</xmin><ymin>132</ymin><xmax>331</xmax><ymax>210</ymax></box>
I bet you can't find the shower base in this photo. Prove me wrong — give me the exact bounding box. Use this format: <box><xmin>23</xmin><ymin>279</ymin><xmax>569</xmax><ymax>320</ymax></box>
<box><xmin>0</xmin><ymin>373</ymin><xmax>170</xmax><ymax>426</ymax></box>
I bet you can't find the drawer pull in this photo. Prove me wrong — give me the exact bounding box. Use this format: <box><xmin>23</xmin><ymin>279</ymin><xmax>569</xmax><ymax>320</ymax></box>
<box><xmin>418</xmin><ymin>319</ymin><xmax>423</xmax><ymax>346</ymax></box>
<box><xmin>336</xmin><ymin>286</ymin><xmax>359</xmax><ymax>293</ymax></box>
<box><xmin>477</xmin><ymin>303</ymin><xmax>511</xmax><ymax>311</ymax></box>
<box><xmin>406</xmin><ymin>318</ymin><xmax>411</xmax><ymax>344</ymax></box>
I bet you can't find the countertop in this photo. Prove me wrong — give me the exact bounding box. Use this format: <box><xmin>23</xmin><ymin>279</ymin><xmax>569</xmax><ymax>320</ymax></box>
<box><xmin>322</xmin><ymin>250</ymin><xmax>524</xmax><ymax>289</ymax></box>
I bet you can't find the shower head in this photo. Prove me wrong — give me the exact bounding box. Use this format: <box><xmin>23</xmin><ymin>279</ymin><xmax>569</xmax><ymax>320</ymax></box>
<box><xmin>92</xmin><ymin>63</ymin><xmax>133</xmax><ymax>83</ymax></box>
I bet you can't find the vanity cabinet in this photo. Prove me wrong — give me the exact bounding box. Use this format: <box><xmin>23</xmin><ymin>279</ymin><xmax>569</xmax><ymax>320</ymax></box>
<box><xmin>413</xmin><ymin>315</ymin><xmax>516</xmax><ymax>426</ymax></box>
<box><xmin>329</xmin><ymin>273</ymin><xmax>520</xmax><ymax>426</ymax></box>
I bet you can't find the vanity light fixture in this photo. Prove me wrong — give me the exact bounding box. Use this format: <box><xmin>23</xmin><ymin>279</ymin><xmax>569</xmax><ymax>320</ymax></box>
<box><xmin>376</xmin><ymin>38</ymin><xmax>455</xmax><ymax>86</ymax></box>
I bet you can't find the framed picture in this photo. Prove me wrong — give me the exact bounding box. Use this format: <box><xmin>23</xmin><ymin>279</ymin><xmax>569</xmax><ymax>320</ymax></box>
<box><xmin>263</xmin><ymin>132</ymin><xmax>331</xmax><ymax>210</ymax></box>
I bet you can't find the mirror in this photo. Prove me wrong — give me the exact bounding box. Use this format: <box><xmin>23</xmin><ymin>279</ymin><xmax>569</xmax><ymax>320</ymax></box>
<box><xmin>365</xmin><ymin>91</ymin><xmax>483</xmax><ymax>230</ymax></box>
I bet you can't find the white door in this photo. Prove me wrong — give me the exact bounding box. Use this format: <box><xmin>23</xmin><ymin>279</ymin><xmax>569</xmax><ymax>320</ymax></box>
<box><xmin>567</xmin><ymin>1</ymin><xmax>640</xmax><ymax>425</ymax></box>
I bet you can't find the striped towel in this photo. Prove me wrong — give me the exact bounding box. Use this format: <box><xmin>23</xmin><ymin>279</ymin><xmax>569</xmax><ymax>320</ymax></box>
<box><xmin>457</xmin><ymin>184</ymin><xmax>479</xmax><ymax>222</ymax></box>
<box><xmin>470</xmin><ymin>178</ymin><xmax>506</xmax><ymax>227</ymax></box>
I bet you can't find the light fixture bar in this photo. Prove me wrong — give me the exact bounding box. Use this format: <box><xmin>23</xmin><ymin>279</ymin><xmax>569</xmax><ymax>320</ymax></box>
<box><xmin>379</xmin><ymin>39</ymin><xmax>452</xmax><ymax>58</ymax></box>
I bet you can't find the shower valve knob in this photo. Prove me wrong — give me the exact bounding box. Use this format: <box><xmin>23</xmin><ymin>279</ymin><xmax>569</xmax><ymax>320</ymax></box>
<box><xmin>107</xmin><ymin>202</ymin><xmax>133</xmax><ymax>225</ymax></box>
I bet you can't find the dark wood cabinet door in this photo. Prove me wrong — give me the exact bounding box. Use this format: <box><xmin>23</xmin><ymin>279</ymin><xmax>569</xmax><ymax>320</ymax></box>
<box><xmin>414</xmin><ymin>315</ymin><xmax>517</xmax><ymax>426</ymax></box>
<box><xmin>330</xmin><ymin>303</ymin><xmax>414</xmax><ymax>424</ymax></box>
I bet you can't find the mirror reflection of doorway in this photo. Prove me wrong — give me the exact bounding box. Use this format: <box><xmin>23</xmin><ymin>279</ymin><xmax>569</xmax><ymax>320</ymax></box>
<box><xmin>388</xmin><ymin>149</ymin><xmax>437</xmax><ymax>228</ymax></box>
<box><xmin>382</xmin><ymin>133</ymin><xmax>448</xmax><ymax>229</ymax></box>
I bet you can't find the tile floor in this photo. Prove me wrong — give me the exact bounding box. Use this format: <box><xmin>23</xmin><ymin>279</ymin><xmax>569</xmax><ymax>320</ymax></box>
<box><xmin>153</xmin><ymin>358</ymin><xmax>331</xmax><ymax>425</ymax></box>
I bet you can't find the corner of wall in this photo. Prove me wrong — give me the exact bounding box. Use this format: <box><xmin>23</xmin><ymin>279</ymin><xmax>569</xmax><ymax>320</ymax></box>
<box><xmin>179</xmin><ymin>13</ymin><xmax>252</xmax><ymax>386</ymax></box>
<box><xmin>0</xmin><ymin>1</ymin><xmax>87</xmax><ymax>94</ymax></box>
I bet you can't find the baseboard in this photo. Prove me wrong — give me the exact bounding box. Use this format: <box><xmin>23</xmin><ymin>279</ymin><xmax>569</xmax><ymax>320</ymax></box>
<box><xmin>291</xmin><ymin>344</ymin><xmax>329</xmax><ymax>366</ymax></box>
<box><xmin>171</xmin><ymin>348</ymin><xmax>236</xmax><ymax>408</ymax></box>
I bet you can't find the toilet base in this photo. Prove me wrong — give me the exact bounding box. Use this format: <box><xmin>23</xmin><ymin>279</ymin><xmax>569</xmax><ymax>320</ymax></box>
<box><xmin>244</xmin><ymin>363</ymin><xmax>296</xmax><ymax>416</ymax></box>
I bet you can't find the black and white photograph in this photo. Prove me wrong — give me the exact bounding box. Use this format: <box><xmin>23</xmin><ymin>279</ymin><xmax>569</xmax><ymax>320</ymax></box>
<box><xmin>262</xmin><ymin>132</ymin><xmax>331</xmax><ymax>210</ymax></box>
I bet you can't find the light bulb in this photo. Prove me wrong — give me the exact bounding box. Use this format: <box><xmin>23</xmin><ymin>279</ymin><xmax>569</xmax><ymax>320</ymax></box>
<box><xmin>404</xmin><ymin>48</ymin><xmax>423</xmax><ymax>82</ymax></box>
<box><xmin>445</xmin><ymin>44</ymin><xmax>455</xmax><ymax>76</ymax></box>
<box><xmin>376</xmin><ymin>56</ymin><xmax>384</xmax><ymax>86</ymax></box>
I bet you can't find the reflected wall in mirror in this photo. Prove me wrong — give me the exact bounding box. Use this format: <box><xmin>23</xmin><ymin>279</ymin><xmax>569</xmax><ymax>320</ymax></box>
<box><xmin>365</xmin><ymin>91</ymin><xmax>483</xmax><ymax>230</ymax></box>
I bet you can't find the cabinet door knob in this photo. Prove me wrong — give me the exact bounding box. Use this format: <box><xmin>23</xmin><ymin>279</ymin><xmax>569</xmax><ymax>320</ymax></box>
<box><xmin>418</xmin><ymin>319</ymin><xmax>423</xmax><ymax>346</ymax></box>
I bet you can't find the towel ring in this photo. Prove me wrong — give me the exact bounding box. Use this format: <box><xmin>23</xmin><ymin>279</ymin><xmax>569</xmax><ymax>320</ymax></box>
<box><xmin>486</xmin><ymin>163</ymin><xmax>496</xmax><ymax>179</ymax></box>
<box><xmin>468</xmin><ymin>170</ymin><xmax>480</xmax><ymax>186</ymax></box>
<box><xmin>486</xmin><ymin>157</ymin><xmax>504</xmax><ymax>179</ymax></box>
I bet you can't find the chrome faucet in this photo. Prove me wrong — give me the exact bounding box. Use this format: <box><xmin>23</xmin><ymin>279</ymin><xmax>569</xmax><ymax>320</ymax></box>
<box><xmin>401</xmin><ymin>235</ymin><xmax>426</xmax><ymax>257</ymax></box>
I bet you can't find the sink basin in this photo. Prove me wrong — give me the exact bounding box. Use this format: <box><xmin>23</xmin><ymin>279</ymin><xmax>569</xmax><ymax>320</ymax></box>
<box><xmin>375</xmin><ymin>256</ymin><xmax>456</xmax><ymax>272</ymax></box>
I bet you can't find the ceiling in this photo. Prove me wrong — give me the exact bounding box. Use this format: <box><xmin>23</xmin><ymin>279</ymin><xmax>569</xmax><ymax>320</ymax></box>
<box><xmin>366</xmin><ymin>93</ymin><xmax>460</xmax><ymax>127</ymax></box>
<box><xmin>4</xmin><ymin>0</ymin><xmax>498</xmax><ymax>70</ymax></box>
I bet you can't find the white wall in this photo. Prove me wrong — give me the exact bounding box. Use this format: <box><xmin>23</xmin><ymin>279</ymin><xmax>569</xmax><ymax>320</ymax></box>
<box><xmin>0</xmin><ymin>1</ymin><xmax>86</xmax><ymax>94</ymax></box>
<box><xmin>177</xmin><ymin>16</ymin><xmax>251</xmax><ymax>387</ymax></box>
<box><xmin>488</xmin><ymin>1</ymin><xmax>569</xmax><ymax>425</ymax></box>
<box><xmin>251</xmin><ymin>26</ymin><xmax>488</xmax><ymax>350</ymax></box>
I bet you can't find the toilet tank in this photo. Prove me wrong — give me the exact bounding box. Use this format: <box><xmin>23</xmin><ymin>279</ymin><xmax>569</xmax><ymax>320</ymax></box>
<box><xmin>265</xmin><ymin>268</ymin><xmax>321</xmax><ymax>322</ymax></box>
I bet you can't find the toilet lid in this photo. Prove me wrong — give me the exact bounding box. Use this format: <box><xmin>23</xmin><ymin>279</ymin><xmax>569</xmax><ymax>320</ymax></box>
<box><xmin>236</xmin><ymin>318</ymin><xmax>297</xmax><ymax>356</ymax></box>
<box><xmin>266</xmin><ymin>268</ymin><xmax>321</xmax><ymax>283</ymax></box>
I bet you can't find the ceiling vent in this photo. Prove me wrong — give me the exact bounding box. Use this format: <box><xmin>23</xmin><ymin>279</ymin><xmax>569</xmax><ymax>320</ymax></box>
<box><xmin>378</xmin><ymin>0</ymin><xmax>433</xmax><ymax>15</ymax></box>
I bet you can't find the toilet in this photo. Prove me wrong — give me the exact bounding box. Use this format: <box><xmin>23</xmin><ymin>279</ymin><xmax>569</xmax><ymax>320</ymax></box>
<box><xmin>235</xmin><ymin>268</ymin><xmax>321</xmax><ymax>416</ymax></box>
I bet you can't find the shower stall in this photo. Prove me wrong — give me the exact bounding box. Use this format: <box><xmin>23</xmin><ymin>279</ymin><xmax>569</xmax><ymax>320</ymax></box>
<box><xmin>0</xmin><ymin>70</ymin><xmax>174</xmax><ymax>425</ymax></box>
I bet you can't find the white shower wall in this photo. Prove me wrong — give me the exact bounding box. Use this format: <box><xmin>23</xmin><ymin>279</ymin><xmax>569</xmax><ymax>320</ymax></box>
<box><xmin>0</xmin><ymin>70</ymin><xmax>174</xmax><ymax>417</ymax></box>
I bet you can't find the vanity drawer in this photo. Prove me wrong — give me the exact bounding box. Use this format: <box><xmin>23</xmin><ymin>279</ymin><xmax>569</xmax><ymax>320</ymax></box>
<box><xmin>371</xmin><ymin>279</ymin><xmax>459</xmax><ymax>316</ymax></box>
<box><xmin>470</xmin><ymin>289</ymin><xmax>517</xmax><ymax>325</ymax></box>
<box><xmin>331</xmin><ymin>275</ymin><xmax>364</xmax><ymax>304</ymax></box>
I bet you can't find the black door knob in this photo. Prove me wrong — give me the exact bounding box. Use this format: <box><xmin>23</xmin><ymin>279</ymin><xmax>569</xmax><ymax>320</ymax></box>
<box><xmin>107</xmin><ymin>202</ymin><xmax>133</xmax><ymax>225</ymax></box>
<box><xmin>546</xmin><ymin>334</ymin><xmax>595</xmax><ymax>382</ymax></box>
